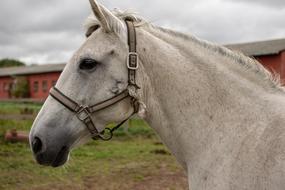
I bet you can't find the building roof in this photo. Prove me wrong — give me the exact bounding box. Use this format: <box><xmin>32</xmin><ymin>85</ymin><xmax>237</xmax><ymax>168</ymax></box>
<box><xmin>0</xmin><ymin>63</ymin><xmax>66</xmax><ymax>77</ymax></box>
<box><xmin>226</xmin><ymin>38</ymin><xmax>285</xmax><ymax>56</ymax></box>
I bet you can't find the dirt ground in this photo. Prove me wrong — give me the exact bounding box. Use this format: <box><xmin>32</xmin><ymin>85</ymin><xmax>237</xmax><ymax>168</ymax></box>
<box><xmin>29</xmin><ymin>168</ymin><xmax>188</xmax><ymax>190</ymax></box>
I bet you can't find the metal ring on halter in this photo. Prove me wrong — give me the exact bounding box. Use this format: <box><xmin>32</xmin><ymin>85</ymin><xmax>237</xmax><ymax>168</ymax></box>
<box><xmin>98</xmin><ymin>128</ymin><xmax>113</xmax><ymax>141</ymax></box>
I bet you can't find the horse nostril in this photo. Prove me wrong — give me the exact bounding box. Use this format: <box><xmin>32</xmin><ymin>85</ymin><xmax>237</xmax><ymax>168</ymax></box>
<box><xmin>32</xmin><ymin>137</ymin><xmax>43</xmax><ymax>154</ymax></box>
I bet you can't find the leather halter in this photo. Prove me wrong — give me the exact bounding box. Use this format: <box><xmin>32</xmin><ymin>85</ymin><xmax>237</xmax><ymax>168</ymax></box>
<box><xmin>49</xmin><ymin>20</ymin><xmax>139</xmax><ymax>141</ymax></box>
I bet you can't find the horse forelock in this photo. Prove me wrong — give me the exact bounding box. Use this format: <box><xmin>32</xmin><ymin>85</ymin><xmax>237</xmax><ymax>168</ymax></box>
<box><xmin>84</xmin><ymin>9</ymin><xmax>147</xmax><ymax>33</ymax></box>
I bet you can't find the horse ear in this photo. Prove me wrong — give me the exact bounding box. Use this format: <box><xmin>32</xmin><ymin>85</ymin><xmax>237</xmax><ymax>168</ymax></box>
<box><xmin>88</xmin><ymin>0</ymin><xmax>125</xmax><ymax>34</ymax></box>
<box><xmin>88</xmin><ymin>0</ymin><xmax>110</xmax><ymax>32</ymax></box>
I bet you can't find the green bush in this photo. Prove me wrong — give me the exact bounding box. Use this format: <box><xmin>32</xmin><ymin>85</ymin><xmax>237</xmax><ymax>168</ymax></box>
<box><xmin>11</xmin><ymin>77</ymin><xmax>30</xmax><ymax>98</ymax></box>
<box><xmin>0</xmin><ymin>58</ymin><xmax>25</xmax><ymax>68</ymax></box>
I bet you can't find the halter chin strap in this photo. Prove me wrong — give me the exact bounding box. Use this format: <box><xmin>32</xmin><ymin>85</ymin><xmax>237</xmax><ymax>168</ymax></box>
<box><xmin>49</xmin><ymin>20</ymin><xmax>139</xmax><ymax>141</ymax></box>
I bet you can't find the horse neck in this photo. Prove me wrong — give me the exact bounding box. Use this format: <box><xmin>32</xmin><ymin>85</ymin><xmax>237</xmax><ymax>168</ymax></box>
<box><xmin>135</xmin><ymin>25</ymin><xmax>285</xmax><ymax>175</ymax></box>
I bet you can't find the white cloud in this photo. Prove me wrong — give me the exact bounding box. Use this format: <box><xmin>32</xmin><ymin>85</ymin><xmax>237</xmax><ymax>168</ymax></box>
<box><xmin>226</xmin><ymin>0</ymin><xmax>285</xmax><ymax>8</ymax></box>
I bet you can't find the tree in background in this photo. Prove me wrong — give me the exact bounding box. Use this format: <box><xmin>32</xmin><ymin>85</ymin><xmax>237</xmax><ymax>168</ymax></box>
<box><xmin>11</xmin><ymin>77</ymin><xmax>30</xmax><ymax>98</ymax></box>
<box><xmin>0</xmin><ymin>59</ymin><xmax>25</xmax><ymax>68</ymax></box>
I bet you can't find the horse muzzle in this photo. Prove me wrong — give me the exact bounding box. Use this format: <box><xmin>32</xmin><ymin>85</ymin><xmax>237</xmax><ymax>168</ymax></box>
<box><xmin>31</xmin><ymin>136</ymin><xmax>70</xmax><ymax>167</ymax></box>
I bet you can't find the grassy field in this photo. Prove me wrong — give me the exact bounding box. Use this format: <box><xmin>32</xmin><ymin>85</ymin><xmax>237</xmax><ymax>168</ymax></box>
<box><xmin>0</xmin><ymin>102</ymin><xmax>187</xmax><ymax>190</ymax></box>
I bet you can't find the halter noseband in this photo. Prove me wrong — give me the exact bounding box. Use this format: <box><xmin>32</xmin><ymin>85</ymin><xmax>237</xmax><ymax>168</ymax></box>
<box><xmin>49</xmin><ymin>20</ymin><xmax>139</xmax><ymax>141</ymax></box>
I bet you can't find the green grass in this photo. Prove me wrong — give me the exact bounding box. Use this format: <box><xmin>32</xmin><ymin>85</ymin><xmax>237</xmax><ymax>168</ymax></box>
<box><xmin>0</xmin><ymin>102</ymin><xmax>187</xmax><ymax>190</ymax></box>
<box><xmin>0</xmin><ymin>137</ymin><xmax>180</xmax><ymax>190</ymax></box>
<box><xmin>0</xmin><ymin>102</ymin><xmax>41</xmax><ymax>114</ymax></box>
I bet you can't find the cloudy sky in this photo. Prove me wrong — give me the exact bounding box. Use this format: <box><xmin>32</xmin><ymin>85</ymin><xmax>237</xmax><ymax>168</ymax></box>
<box><xmin>0</xmin><ymin>0</ymin><xmax>285</xmax><ymax>65</ymax></box>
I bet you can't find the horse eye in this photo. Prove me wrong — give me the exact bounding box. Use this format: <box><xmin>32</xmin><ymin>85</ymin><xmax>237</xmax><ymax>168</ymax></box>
<box><xmin>79</xmin><ymin>58</ymin><xmax>98</xmax><ymax>71</ymax></box>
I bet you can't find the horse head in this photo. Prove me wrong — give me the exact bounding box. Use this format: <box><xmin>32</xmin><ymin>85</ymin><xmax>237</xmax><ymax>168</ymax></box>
<box><xmin>29</xmin><ymin>0</ymin><xmax>143</xmax><ymax>167</ymax></box>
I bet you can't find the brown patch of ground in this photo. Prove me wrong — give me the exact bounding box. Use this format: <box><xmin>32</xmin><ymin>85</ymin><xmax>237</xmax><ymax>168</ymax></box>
<box><xmin>29</xmin><ymin>167</ymin><xmax>188</xmax><ymax>190</ymax></box>
<box><xmin>150</xmin><ymin>149</ymin><xmax>171</xmax><ymax>155</ymax></box>
<box><xmin>81</xmin><ymin>168</ymin><xmax>188</xmax><ymax>190</ymax></box>
<box><xmin>131</xmin><ymin>170</ymin><xmax>187</xmax><ymax>190</ymax></box>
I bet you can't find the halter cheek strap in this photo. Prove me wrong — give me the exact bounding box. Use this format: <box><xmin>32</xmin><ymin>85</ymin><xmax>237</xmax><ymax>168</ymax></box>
<box><xmin>126</xmin><ymin>20</ymin><xmax>139</xmax><ymax>87</ymax></box>
<box><xmin>49</xmin><ymin>20</ymin><xmax>139</xmax><ymax>141</ymax></box>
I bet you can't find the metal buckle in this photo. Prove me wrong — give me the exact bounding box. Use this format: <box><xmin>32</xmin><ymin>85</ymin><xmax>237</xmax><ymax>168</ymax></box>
<box><xmin>76</xmin><ymin>106</ymin><xmax>90</xmax><ymax>121</ymax></box>
<box><xmin>127</xmin><ymin>52</ymin><xmax>139</xmax><ymax>70</ymax></box>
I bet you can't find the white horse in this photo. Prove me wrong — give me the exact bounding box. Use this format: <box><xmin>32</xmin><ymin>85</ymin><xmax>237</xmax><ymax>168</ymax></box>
<box><xmin>30</xmin><ymin>0</ymin><xmax>285</xmax><ymax>189</ymax></box>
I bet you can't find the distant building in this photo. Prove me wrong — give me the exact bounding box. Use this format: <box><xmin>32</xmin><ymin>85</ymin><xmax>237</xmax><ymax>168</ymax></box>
<box><xmin>0</xmin><ymin>38</ymin><xmax>284</xmax><ymax>101</ymax></box>
<box><xmin>226</xmin><ymin>38</ymin><xmax>285</xmax><ymax>82</ymax></box>
<box><xmin>0</xmin><ymin>64</ymin><xmax>64</xmax><ymax>100</ymax></box>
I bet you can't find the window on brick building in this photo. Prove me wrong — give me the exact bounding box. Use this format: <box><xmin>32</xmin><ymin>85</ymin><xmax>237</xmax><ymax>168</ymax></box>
<box><xmin>33</xmin><ymin>81</ymin><xmax>39</xmax><ymax>92</ymax></box>
<box><xmin>42</xmin><ymin>80</ymin><xmax>48</xmax><ymax>92</ymax></box>
<box><xmin>3</xmin><ymin>83</ymin><xmax>9</xmax><ymax>92</ymax></box>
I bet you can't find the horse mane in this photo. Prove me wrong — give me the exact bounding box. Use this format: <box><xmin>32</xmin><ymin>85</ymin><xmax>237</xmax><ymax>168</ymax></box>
<box><xmin>84</xmin><ymin>10</ymin><xmax>285</xmax><ymax>92</ymax></box>
<box><xmin>157</xmin><ymin>26</ymin><xmax>284</xmax><ymax>92</ymax></box>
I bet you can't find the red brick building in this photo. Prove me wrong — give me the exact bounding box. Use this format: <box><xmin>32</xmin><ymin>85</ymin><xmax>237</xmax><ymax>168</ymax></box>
<box><xmin>227</xmin><ymin>38</ymin><xmax>285</xmax><ymax>83</ymax></box>
<box><xmin>0</xmin><ymin>64</ymin><xmax>64</xmax><ymax>100</ymax></box>
<box><xmin>0</xmin><ymin>38</ymin><xmax>284</xmax><ymax>101</ymax></box>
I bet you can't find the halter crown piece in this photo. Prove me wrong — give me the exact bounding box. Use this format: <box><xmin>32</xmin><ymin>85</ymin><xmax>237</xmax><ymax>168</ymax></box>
<box><xmin>49</xmin><ymin>20</ymin><xmax>140</xmax><ymax>141</ymax></box>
